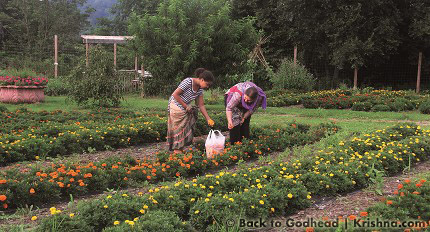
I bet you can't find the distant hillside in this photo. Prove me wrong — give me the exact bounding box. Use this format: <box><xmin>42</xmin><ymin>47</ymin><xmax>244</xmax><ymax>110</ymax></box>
<box><xmin>82</xmin><ymin>0</ymin><xmax>117</xmax><ymax>25</ymax></box>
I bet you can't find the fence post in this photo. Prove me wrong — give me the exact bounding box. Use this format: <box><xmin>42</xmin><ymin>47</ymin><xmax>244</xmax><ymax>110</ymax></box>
<box><xmin>134</xmin><ymin>56</ymin><xmax>138</xmax><ymax>80</ymax></box>
<box><xmin>416</xmin><ymin>52</ymin><xmax>422</xmax><ymax>94</ymax></box>
<box><xmin>293</xmin><ymin>45</ymin><xmax>297</xmax><ymax>65</ymax></box>
<box><xmin>353</xmin><ymin>67</ymin><xmax>358</xmax><ymax>90</ymax></box>
<box><xmin>86</xmin><ymin>43</ymin><xmax>89</xmax><ymax>67</ymax></box>
<box><xmin>114</xmin><ymin>43</ymin><xmax>117</xmax><ymax>69</ymax></box>
<box><xmin>140</xmin><ymin>55</ymin><xmax>145</xmax><ymax>97</ymax></box>
<box><xmin>54</xmin><ymin>35</ymin><xmax>58</xmax><ymax>77</ymax></box>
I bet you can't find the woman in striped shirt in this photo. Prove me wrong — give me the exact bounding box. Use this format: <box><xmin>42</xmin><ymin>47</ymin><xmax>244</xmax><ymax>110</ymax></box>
<box><xmin>225</xmin><ymin>82</ymin><xmax>267</xmax><ymax>144</ymax></box>
<box><xmin>167</xmin><ymin>68</ymin><xmax>215</xmax><ymax>153</ymax></box>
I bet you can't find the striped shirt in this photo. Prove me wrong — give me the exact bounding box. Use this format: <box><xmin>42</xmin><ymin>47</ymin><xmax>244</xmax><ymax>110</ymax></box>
<box><xmin>168</xmin><ymin>78</ymin><xmax>204</xmax><ymax>112</ymax></box>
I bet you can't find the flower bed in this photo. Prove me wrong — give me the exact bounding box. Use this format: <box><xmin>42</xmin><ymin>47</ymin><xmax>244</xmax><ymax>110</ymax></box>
<box><xmin>34</xmin><ymin>124</ymin><xmax>430</xmax><ymax>231</ymax></box>
<box><xmin>311</xmin><ymin>178</ymin><xmax>430</xmax><ymax>231</ymax></box>
<box><xmin>0</xmin><ymin>123</ymin><xmax>337</xmax><ymax>211</ymax></box>
<box><xmin>266</xmin><ymin>89</ymin><xmax>430</xmax><ymax>113</ymax></box>
<box><xmin>0</xmin><ymin>108</ymin><xmax>227</xmax><ymax>165</ymax></box>
<box><xmin>0</xmin><ymin>69</ymin><xmax>49</xmax><ymax>103</ymax></box>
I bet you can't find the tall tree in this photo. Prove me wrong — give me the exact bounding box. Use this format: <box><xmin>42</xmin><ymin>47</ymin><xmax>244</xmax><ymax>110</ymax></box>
<box><xmin>128</xmin><ymin>0</ymin><xmax>259</xmax><ymax>95</ymax></box>
<box><xmin>94</xmin><ymin>0</ymin><xmax>162</xmax><ymax>35</ymax></box>
<box><xmin>0</xmin><ymin>0</ymin><xmax>91</xmax><ymax>59</ymax></box>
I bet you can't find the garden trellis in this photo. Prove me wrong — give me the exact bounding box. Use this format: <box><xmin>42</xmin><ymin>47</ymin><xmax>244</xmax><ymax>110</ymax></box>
<box><xmin>80</xmin><ymin>35</ymin><xmax>145</xmax><ymax>93</ymax></box>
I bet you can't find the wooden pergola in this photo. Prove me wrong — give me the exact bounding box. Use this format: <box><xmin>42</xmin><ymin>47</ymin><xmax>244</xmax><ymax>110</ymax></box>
<box><xmin>81</xmin><ymin>35</ymin><xmax>143</xmax><ymax>79</ymax></box>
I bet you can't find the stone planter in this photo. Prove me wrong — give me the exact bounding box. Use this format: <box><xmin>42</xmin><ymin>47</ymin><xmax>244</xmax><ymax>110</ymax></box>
<box><xmin>0</xmin><ymin>86</ymin><xmax>45</xmax><ymax>103</ymax></box>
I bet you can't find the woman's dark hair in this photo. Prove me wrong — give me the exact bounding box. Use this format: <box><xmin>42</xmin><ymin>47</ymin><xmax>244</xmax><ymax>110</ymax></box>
<box><xmin>245</xmin><ymin>87</ymin><xmax>258</xmax><ymax>100</ymax></box>
<box><xmin>198</xmin><ymin>70</ymin><xmax>214</xmax><ymax>83</ymax></box>
<box><xmin>194</xmin><ymin>68</ymin><xmax>206</xmax><ymax>77</ymax></box>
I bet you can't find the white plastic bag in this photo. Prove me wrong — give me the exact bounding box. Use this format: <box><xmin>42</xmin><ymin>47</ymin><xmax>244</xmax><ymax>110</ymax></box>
<box><xmin>205</xmin><ymin>130</ymin><xmax>225</xmax><ymax>159</ymax></box>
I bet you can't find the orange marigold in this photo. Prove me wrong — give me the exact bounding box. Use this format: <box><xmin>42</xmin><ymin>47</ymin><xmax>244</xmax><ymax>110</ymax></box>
<box><xmin>0</xmin><ymin>195</ymin><xmax>6</xmax><ymax>201</ymax></box>
<box><xmin>348</xmin><ymin>215</ymin><xmax>357</xmax><ymax>220</ymax></box>
<box><xmin>360</xmin><ymin>212</ymin><xmax>368</xmax><ymax>217</ymax></box>
<box><xmin>30</xmin><ymin>188</ymin><xmax>35</xmax><ymax>194</ymax></box>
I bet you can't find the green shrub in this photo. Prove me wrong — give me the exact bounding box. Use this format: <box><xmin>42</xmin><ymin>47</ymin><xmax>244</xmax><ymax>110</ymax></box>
<box><xmin>66</xmin><ymin>46</ymin><xmax>123</xmax><ymax>107</ymax></box>
<box><xmin>102</xmin><ymin>210</ymin><xmax>189</xmax><ymax>232</ymax></box>
<box><xmin>0</xmin><ymin>67</ymin><xmax>39</xmax><ymax>78</ymax></box>
<box><xmin>36</xmin><ymin>214</ymin><xmax>94</xmax><ymax>232</ymax></box>
<box><xmin>45</xmin><ymin>76</ymin><xmax>69</xmax><ymax>96</ymax></box>
<box><xmin>371</xmin><ymin>104</ymin><xmax>391</xmax><ymax>112</ymax></box>
<box><xmin>269</xmin><ymin>59</ymin><xmax>316</xmax><ymax>92</ymax></box>
<box><xmin>419</xmin><ymin>100</ymin><xmax>430</xmax><ymax>114</ymax></box>
<box><xmin>351</xmin><ymin>102</ymin><xmax>373</xmax><ymax>111</ymax></box>
<box><xmin>0</xmin><ymin>105</ymin><xmax>8</xmax><ymax>112</ymax></box>
<box><xmin>129</xmin><ymin>0</ymin><xmax>259</xmax><ymax>95</ymax></box>
<box><xmin>389</xmin><ymin>98</ymin><xmax>415</xmax><ymax>112</ymax></box>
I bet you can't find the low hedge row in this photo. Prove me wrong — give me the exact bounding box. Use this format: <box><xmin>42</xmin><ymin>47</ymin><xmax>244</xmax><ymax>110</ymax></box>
<box><xmin>266</xmin><ymin>89</ymin><xmax>430</xmax><ymax>113</ymax></box>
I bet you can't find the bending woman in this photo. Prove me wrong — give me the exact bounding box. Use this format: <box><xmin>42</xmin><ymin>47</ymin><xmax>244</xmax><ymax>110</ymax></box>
<box><xmin>167</xmin><ymin>68</ymin><xmax>215</xmax><ymax>153</ymax></box>
<box><xmin>225</xmin><ymin>82</ymin><xmax>266</xmax><ymax>144</ymax></box>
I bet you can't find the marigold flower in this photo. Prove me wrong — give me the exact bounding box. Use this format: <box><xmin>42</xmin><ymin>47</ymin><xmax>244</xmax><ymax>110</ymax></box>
<box><xmin>30</xmin><ymin>188</ymin><xmax>35</xmax><ymax>194</ymax></box>
<box><xmin>360</xmin><ymin>212</ymin><xmax>368</xmax><ymax>217</ymax></box>
<box><xmin>348</xmin><ymin>215</ymin><xmax>356</xmax><ymax>220</ymax></box>
<box><xmin>0</xmin><ymin>195</ymin><xmax>7</xmax><ymax>201</ymax></box>
<box><xmin>305</xmin><ymin>227</ymin><xmax>314</xmax><ymax>232</ymax></box>
<box><xmin>31</xmin><ymin>216</ymin><xmax>37</xmax><ymax>221</ymax></box>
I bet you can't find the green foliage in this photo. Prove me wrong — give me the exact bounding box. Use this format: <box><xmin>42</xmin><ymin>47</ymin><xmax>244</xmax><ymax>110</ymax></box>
<box><xmin>0</xmin><ymin>105</ymin><xmax>8</xmax><ymax>113</ymax></box>
<box><xmin>103</xmin><ymin>210</ymin><xmax>189</xmax><ymax>232</ymax></box>
<box><xmin>66</xmin><ymin>46</ymin><xmax>123</xmax><ymax>107</ymax></box>
<box><xmin>128</xmin><ymin>0</ymin><xmax>259</xmax><ymax>95</ymax></box>
<box><xmin>36</xmin><ymin>213</ymin><xmax>94</xmax><ymax>232</ymax></box>
<box><xmin>45</xmin><ymin>76</ymin><xmax>69</xmax><ymax>96</ymax></box>
<box><xmin>0</xmin><ymin>0</ymin><xmax>91</xmax><ymax>75</ymax></box>
<box><xmin>269</xmin><ymin>59</ymin><xmax>316</xmax><ymax>92</ymax></box>
<box><xmin>418</xmin><ymin>100</ymin><xmax>430</xmax><ymax>114</ymax></box>
<box><xmin>0</xmin><ymin>68</ymin><xmax>39</xmax><ymax>78</ymax></box>
<box><xmin>371</xmin><ymin>104</ymin><xmax>391</xmax><ymax>112</ymax></box>
<box><xmin>351</xmin><ymin>102</ymin><xmax>373</xmax><ymax>112</ymax></box>
<box><xmin>388</xmin><ymin>98</ymin><xmax>415</xmax><ymax>112</ymax></box>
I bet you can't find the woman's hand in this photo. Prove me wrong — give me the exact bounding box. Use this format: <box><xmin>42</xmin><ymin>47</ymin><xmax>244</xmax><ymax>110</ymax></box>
<box><xmin>185</xmin><ymin>105</ymin><xmax>193</xmax><ymax>113</ymax></box>
<box><xmin>228</xmin><ymin>121</ymin><xmax>234</xmax><ymax>130</ymax></box>
<box><xmin>240</xmin><ymin>117</ymin><xmax>245</xmax><ymax>125</ymax></box>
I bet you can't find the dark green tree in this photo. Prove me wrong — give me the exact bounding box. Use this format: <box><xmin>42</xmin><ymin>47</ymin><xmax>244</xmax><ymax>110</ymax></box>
<box><xmin>128</xmin><ymin>0</ymin><xmax>259</xmax><ymax>95</ymax></box>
